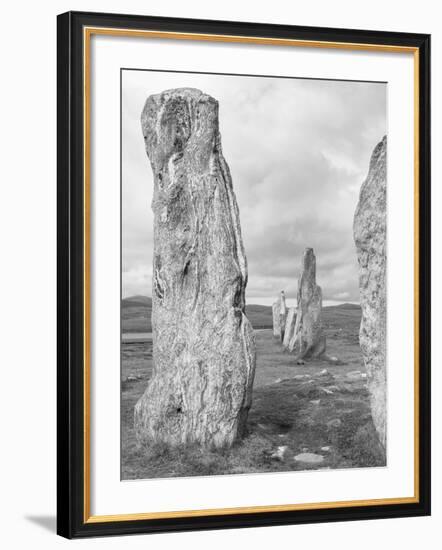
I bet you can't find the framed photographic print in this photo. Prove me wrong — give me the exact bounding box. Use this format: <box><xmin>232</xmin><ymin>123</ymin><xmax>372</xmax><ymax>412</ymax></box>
<box><xmin>57</xmin><ymin>11</ymin><xmax>431</xmax><ymax>538</ymax></box>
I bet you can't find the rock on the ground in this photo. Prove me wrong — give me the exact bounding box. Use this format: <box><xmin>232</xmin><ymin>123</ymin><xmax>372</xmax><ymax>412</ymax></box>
<box><xmin>327</xmin><ymin>418</ymin><xmax>342</xmax><ymax>429</ymax></box>
<box><xmin>288</xmin><ymin>248</ymin><xmax>326</xmax><ymax>358</ymax></box>
<box><xmin>134</xmin><ymin>88</ymin><xmax>256</xmax><ymax>449</ymax></box>
<box><xmin>354</xmin><ymin>135</ymin><xmax>387</xmax><ymax>451</ymax></box>
<box><xmin>294</xmin><ymin>452</ymin><xmax>324</xmax><ymax>464</ymax></box>
<box><xmin>347</xmin><ymin>370</ymin><xmax>362</xmax><ymax>379</ymax></box>
<box><xmin>271</xmin><ymin>445</ymin><xmax>288</xmax><ymax>460</ymax></box>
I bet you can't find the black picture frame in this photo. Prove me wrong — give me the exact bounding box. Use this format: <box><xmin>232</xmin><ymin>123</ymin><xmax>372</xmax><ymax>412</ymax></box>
<box><xmin>57</xmin><ymin>10</ymin><xmax>431</xmax><ymax>539</ymax></box>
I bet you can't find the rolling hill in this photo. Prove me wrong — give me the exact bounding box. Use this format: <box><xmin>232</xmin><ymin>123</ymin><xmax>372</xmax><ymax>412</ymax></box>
<box><xmin>121</xmin><ymin>295</ymin><xmax>360</xmax><ymax>333</ymax></box>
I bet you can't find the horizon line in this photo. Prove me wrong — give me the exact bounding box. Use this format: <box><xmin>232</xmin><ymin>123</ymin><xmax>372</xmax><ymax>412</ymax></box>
<box><xmin>122</xmin><ymin>294</ymin><xmax>360</xmax><ymax>307</ymax></box>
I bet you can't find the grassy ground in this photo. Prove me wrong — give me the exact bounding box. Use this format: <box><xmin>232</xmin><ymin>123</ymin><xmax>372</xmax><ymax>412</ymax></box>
<box><xmin>121</xmin><ymin>305</ymin><xmax>385</xmax><ymax>480</ymax></box>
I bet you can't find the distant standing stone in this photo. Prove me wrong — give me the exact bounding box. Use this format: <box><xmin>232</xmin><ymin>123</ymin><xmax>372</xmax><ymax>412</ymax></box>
<box><xmin>272</xmin><ymin>290</ymin><xmax>287</xmax><ymax>341</ymax></box>
<box><xmin>288</xmin><ymin>248</ymin><xmax>326</xmax><ymax>358</ymax></box>
<box><xmin>272</xmin><ymin>301</ymin><xmax>280</xmax><ymax>338</ymax></box>
<box><xmin>283</xmin><ymin>307</ymin><xmax>297</xmax><ymax>349</ymax></box>
<box><xmin>134</xmin><ymin>88</ymin><xmax>256</xmax><ymax>449</ymax></box>
<box><xmin>279</xmin><ymin>290</ymin><xmax>287</xmax><ymax>341</ymax></box>
<box><xmin>354</xmin><ymin>135</ymin><xmax>387</xmax><ymax>451</ymax></box>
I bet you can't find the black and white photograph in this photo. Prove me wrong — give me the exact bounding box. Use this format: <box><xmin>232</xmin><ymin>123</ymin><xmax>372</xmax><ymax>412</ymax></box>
<box><xmin>121</xmin><ymin>69</ymin><xmax>387</xmax><ymax>480</ymax></box>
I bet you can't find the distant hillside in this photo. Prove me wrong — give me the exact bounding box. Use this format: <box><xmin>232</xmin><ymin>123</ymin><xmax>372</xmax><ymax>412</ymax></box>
<box><xmin>325</xmin><ymin>302</ymin><xmax>361</xmax><ymax>311</ymax></box>
<box><xmin>245</xmin><ymin>304</ymin><xmax>273</xmax><ymax>329</ymax></box>
<box><xmin>122</xmin><ymin>296</ymin><xmax>152</xmax><ymax>333</ymax></box>
<box><xmin>122</xmin><ymin>295</ymin><xmax>152</xmax><ymax>307</ymax></box>
<box><xmin>121</xmin><ymin>296</ymin><xmax>360</xmax><ymax>333</ymax></box>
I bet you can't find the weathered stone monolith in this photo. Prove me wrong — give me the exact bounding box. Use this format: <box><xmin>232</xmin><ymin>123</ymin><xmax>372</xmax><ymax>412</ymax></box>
<box><xmin>283</xmin><ymin>307</ymin><xmax>297</xmax><ymax>349</ymax></box>
<box><xmin>134</xmin><ymin>88</ymin><xmax>256</xmax><ymax>449</ymax></box>
<box><xmin>354</xmin><ymin>136</ymin><xmax>387</xmax><ymax>450</ymax></box>
<box><xmin>288</xmin><ymin>248</ymin><xmax>326</xmax><ymax>358</ymax></box>
<box><xmin>272</xmin><ymin>291</ymin><xmax>287</xmax><ymax>341</ymax></box>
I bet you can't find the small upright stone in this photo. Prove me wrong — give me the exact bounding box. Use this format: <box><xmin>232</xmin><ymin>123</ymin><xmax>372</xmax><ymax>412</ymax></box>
<box><xmin>288</xmin><ymin>248</ymin><xmax>326</xmax><ymax>358</ymax></box>
<box><xmin>283</xmin><ymin>307</ymin><xmax>297</xmax><ymax>349</ymax></box>
<box><xmin>134</xmin><ymin>88</ymin><xmax>256</xmax><ymax>449</ymax></box>
<box><xmin>354</xmin><ymin>136</ymin><xmax>387</xmax><ymax>451</ymax></box>
<box><xmin>272</xmin><ymin>301</ymin><xmax>280</xmax><ymax>339</ymax></box>
<box><xmin>272</xmin><ymin>291</ymin><xmax>287</xmax><ymax>341</ymax></box>
<box><xmin>278</xmin><ymin>291</ymin><xmax>287</xmax><ymax>342</ymax></box>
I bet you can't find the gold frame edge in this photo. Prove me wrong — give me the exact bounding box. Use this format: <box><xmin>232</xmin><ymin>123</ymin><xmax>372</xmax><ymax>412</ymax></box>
<box><xmin>82</xmin><ymin>26</ymin><xmax>420</xmax><ymax>524</ymax></box>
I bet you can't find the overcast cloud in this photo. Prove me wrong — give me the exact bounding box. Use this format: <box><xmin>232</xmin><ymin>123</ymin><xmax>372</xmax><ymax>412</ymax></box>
<box><xmin>122</xmin><ymin>70</ymin><xmax>386</xmax><ymax>306</ymax></box>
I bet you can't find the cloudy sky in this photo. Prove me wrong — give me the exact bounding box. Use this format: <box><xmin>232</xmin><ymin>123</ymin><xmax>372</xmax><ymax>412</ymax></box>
<box><xmin>122</xmin><ymin>69</ymin><xmax>386</xmax><ymax>306</ymax></box>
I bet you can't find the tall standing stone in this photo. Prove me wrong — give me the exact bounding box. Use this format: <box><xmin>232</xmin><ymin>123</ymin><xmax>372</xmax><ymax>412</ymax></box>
<box><xmin>354</xmin><ymin>136</ymin><xmax>387</xmax><ymax>451</ymax></box>
<box><xmin>288</xmin><ymin>248</ymin><xmax>326</xmax><ymax>358</ymax></box>
<box><xmin>272</xmin><ymin>291</ymin><xmax>287</xmax><ymax>341</ymax></box>
<box><xmin>134</xmin><ymin>88</ymin><xmax>256</xmax><ymax>449</ymax></box>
